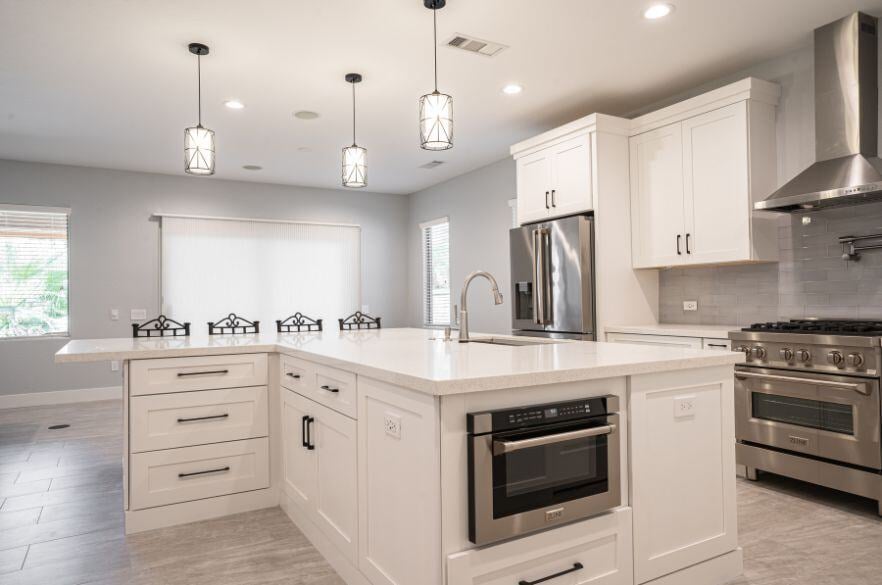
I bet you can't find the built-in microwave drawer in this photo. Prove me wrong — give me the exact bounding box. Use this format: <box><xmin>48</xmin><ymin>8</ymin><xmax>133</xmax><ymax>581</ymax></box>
<box><xmin>130</xmin><ymin>354</ymin><xmax>268</xmax><ymax>396</ymax></box>
<box><xmin>129</xmin><ymin>438</ymin><xmax>269</xmax><ymax>510</ymax></box>
<box><xmin>130</xmin><ymin>386</ymin><xmax>269</xmax><ymax>452</ymax></box>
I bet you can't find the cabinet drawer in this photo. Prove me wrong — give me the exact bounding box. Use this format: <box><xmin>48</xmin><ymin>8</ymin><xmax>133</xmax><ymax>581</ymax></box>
<box><xmin>130</xmin><ymin>438</ymin><xmax>269</xmax><ymax>510</ymax></box>
<box><xmin>447</xmin><ymin>508</ymin><xmax>632</xmax><ymax>585</ymax></box>
<box><xmin>130</xmin><ymin>354</ymin><xmax>268</xmax><ymax>396</ymax></box>
<box><xmin>280</xmin><ymin>355</ymin><xmax>314</xmax><ymax>394</ymax></box>
<box><xmin>606</xmin><ymin>332</ymin><xmax>702</xmax><ymax>349</ymax></box>
<box><xmin>313</xmin><ymin>364</ymin><xmax>357</xmax><ymax>418</ymax></box>
<box><xmin>130</xmin><ymin>386</ymin><xmax>269</xmax><ymax>452</ymax></box>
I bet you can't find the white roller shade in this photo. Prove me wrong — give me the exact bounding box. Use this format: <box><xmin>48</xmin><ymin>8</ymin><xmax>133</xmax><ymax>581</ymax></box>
<box><xmin>161</xmin><ymin>216</ymin><xmax>361</xmax><ymax>331</ymax></box>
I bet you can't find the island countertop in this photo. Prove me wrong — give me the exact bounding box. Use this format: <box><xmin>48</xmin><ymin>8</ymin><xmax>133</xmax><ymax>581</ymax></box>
<box><xmin>55</xmin><ymin>327</ymin><xmax>743</xmax><ymax>395</ymax></box>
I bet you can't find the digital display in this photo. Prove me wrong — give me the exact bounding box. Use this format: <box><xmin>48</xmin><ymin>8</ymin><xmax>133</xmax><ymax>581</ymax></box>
<box><xmin>544</xmin><ymin>407</ymin><xmax>559</xmax><ymax>418</ymax></box>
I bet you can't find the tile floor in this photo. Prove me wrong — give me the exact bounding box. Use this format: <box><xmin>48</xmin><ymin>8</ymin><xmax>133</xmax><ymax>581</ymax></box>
<box><xmin>1</xmin><ymin>400</ymin><xmax>880</xmax><ymax>584</ymax></box>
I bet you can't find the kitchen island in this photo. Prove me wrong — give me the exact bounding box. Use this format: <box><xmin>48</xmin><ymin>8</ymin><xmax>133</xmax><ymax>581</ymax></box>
<box><xmin>56</xmin><ymin>328</ymin><xmax>743</xmax><ymax>585</ymax></box>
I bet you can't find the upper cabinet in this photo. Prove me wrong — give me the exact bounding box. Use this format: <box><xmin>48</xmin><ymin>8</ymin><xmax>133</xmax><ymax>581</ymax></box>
<box><xmin>629</xmin><ymin>78</ymin><xmax>781</xmax><ymax>269</ymax></box>
<box><xmin>512</xmin><ymin>126</ymin><xmax>595</xmax><ymax>225</ymax></box>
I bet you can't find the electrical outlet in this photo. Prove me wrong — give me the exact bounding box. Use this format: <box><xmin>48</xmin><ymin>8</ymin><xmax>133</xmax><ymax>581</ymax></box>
<box><xmin>384</xmin><ymin>413</ymin><xmax>401</xmax><ymax>439</ymax></box>
<box><xmin>673</xmin><ymin>395</ymin><xmax>696</xmax><ymax>419</ymax></box>
<box><xmin>361</xmin><ymin>304</ymin><xmax>370</xmax><ymax>314</ymax></box>
<box><xmin>130</xmin><ymin>309</ymin><xmax>147</xmax><ymax>321</ymax></box>
<box><xmin>110</xmin><ymin>309</ymin><xmax>119</xmax><ymax>321</ymax></box>
<box><xmin>110</xmin><ymin>360</ymin><xmax>120</xmax><ymax>372</ymax></box>
<box><xmin>683</xmin><ymin>300</ymin><xmax>698</xmax><ymax>312</ymax></box>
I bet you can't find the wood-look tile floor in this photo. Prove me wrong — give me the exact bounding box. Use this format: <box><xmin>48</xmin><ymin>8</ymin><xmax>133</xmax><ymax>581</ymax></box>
<box><xmin>1</xmin><ymin>400</ymin><xmax>880</xmax><ymax>584</ymax></box>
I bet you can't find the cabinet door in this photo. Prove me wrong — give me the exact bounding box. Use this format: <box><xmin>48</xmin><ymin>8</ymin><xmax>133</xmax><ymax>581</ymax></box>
<box><xmin>683</xmin><ymin>102</ymin><xmax>750</xmax><ymax>264</ymax></box>
<box><xmin>313</xmin><ymin>402</ymin><xmax>358</xmax><ymax>564</ymax></box>
<box><xmin>630</xmin><ymin>370</ymin><xmax>738</xmax><ymax>583</ymax></box>
<box><xmin>516</xmin><ymin>151</ymin><xmax>552</xmax><ymax>225</ymax></box>
<box><xmin>550</xmin><ymin>135</ymin><xmax>592</xmax><ymax>218</ymax></box>
<box><xmin>629</xmin><ymin>124</ymin><xmax>686</xmax><ymax>268</ymax></box>
<box><xmin>281</xmin><ymin>389</ymin><xmax>316</xmax><ymax>509</ymax></box>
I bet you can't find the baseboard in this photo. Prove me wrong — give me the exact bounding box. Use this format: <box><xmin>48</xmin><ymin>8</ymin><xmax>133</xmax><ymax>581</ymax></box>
<box><xmin>0</xmin><ymin>386</ymin><xmax>122</xmax><ymax>409</ymax></box>
<box><xmin>644</xmin><ymin>548</ymin><xmax>743</xmax><ymax>585</ymax></box>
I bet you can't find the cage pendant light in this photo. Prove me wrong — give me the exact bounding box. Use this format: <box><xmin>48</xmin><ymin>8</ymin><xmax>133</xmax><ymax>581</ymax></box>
<box><xmin>184</xmin><ymin>42</ymin><xmax>215</xmax><ymax>176</ymax></box>
<box><xmin>342</xmin><ymin>73</ymin><xmax>367</xmax><ymax>188</ymax></box>
<box><xmin>419</xmin><ymin>0</ymin><xmax>453</xmax><ymax>150</ymax></box>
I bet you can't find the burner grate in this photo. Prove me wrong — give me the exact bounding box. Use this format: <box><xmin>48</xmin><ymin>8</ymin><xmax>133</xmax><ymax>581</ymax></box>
<box><xmin>743</xmin><ymin>319</ymin><xmax>882</xmax><ymax>336</ymax></box>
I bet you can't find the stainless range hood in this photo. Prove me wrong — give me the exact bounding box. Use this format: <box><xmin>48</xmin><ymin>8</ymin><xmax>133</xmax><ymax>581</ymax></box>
<box><xmin>756</xmin><ymin>12</ymin><xmax>882</xmax><ymax>212</ymax></box>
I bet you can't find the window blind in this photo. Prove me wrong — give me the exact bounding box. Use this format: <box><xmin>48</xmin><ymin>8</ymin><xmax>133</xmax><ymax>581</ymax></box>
<box><xmin>160</xmin><ymin>216</ymin><xmax>361</xmax><ymax>330</ymax></box>
<box><xmin>421</xmin><ymin>218</ymin><xmax>450</xmax><ymax>326</ymax></box>
<box><xmin>0</xmin><ymin>205</ymin><xmax>70</xmax><ymax>338</ymax></box>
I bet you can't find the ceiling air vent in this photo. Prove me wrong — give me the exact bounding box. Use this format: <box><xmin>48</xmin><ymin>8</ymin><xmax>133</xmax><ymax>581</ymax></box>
<box><xmin>419</xmin><ymin>160</ymin><xmax>445</xmax><ymax>169</ymax></box>
<box><xmin>446</xmin><ymin>34</ymin><xmax>507</xmax><ymax>57</ymax></box>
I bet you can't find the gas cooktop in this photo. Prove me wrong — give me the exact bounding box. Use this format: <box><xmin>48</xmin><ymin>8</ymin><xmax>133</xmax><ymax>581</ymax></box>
<box><xmin>742</xmin><ymin>319</ymin><xmax>882</xmax><ymax>336</ymax></box>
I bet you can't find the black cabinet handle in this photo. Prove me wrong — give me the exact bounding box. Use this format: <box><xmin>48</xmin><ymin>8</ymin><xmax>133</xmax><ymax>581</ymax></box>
<box><xmin>178</xmin><ymin>466</ymin><xmax>230</xmax><ymax>479</ymax></box>
<box><xmin>306</xmin><ymin>416</ymin><xmax>315</xmax><ymax>450</ymax></box>
<box><xmin>301</xmin><ymin>415</ymin><xmax>310</xmax><ymax>448</ymax></box>
<box><xmin>551</xmin><ymin>189</ymin><xmax>556</xmax><ymax>207</ymax></box>
<box><xmin>286</xmin><ymin>372</ymin><xmax>301</xmax><ymax>379</ymax></box>
<box><xmin>686</xmin><ymin>233</ymin><xmax>692</xmax><ymax>254</ymax></box>
<box><xmin>177</xmin><ymin>413</ymin><xmax>229</xmax><ymax>423</ymax></box>
<box><xmin>177</xmin><ymin>369</ymin><xmax>229</xmax><ymax>377</ymax></box>
<box><xmin>707</xmin><ymin>343</ymin><xmax>728</xmax><ymax>348</ymax></box>
<box><xmin>518</xmin><ymin>563</ymin><xmax>584</xmax><ymax>585</ymax></box>
<box><xmin>676</xmin><ymin>234</ymin><xmax>682</xmax><ymax>255</ymax></box>
<box><xmin>545</xmin><ymin>191</ymin><xmax>550</xmax><ymax>209</ymax></box>
<box><xmin>320</xmin><ymin>384</ymin><xmax>340</xmax><ymax>393</ymax></box>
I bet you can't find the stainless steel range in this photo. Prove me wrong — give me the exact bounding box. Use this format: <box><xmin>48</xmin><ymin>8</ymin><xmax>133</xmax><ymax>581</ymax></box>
<box><xmin>730</xmin><ymin>320</ymin><xmax>882</xmax><ymax>514</ymax></box>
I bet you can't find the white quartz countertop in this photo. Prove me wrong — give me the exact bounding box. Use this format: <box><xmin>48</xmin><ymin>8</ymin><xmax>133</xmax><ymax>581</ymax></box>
<box><xmin>56</xmin><ymin>328</ymin><xmax>743</xmax><ymax>395</ymax></box>
<box><xmin>605</xmin><ymin>323</ymin><xmax>742</xmax><ymax>340</ymax></box>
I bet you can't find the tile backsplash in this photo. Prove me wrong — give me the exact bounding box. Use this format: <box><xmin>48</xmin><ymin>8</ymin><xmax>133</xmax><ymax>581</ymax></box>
<box><xmin>659</xmin><ymin>201</ymin><xmax>882</xmax><ymax>325</ymax></box>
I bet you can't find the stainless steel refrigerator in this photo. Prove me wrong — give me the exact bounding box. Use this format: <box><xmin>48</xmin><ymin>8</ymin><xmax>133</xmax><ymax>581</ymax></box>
<box><xmin>509</xmin><ymin>214</ymin><xmax>595</xmax><ymax>340</ymax></box>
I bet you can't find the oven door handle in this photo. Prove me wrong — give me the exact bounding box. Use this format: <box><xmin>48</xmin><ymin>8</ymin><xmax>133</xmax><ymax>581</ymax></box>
<box><xmin>493</xmin><ymin>425</ymin><xmax>615</xmax><ymax>455</ymax></box>
<box><xmin>735</xmin><ymin>371</ymin><xmax>871</xmax><ymax>396</ymax></box>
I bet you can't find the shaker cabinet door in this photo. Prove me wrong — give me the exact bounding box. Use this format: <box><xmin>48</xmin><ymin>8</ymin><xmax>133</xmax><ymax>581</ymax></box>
<box><xmin>281</xmin><ymin>389</ymin><xmax>317</xmax><ymax>510</ymax></box>
<box><xmin>549</xmin><ymin>135</ymin><xmax>593</xmax><ymax>218</ymax></box>
<box><xmin>516</xmin><ymin>150</ymin><xmax>553</xmax><ymax>225</ymax></box>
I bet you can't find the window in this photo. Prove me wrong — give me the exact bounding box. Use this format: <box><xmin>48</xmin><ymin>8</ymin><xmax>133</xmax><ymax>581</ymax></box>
<box><xmin>160</xmin><ymin>215</ymin><xmax>361</xmax><ymax>328</ymax></box>
<box><xmin>0</xmin><ymin>205</ymin><xmax>70</xmax><ymax>338</ymax></box>
<box><xmin>421</xmin><ymin>217</ymin><xmax>450</xmax><ymax>326</ymax></box>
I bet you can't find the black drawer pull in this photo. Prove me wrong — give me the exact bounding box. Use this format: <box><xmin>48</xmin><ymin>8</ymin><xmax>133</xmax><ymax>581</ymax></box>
<box><xmin>178</xmin><ymin>466</ymin><xmax>230</xmax><ymax>479</ymax></box>
<box><xmin>519</xmin><ymin>563</ymin><xmax>583</xmax><ymax>585</ymax></box>
<box><xmin>320</xmin><ymin>385</ymin><xmax>340</xmax><ymax>393</ymax></box>
<box><xmin>177</xmin><ymin>369</ymin><xmax>229</xmax><ymax>377</ymax></box>
<box><xmin>177</xmin><ymin>413</ymin><xmax>229</xmax><ymax>423</ymax></box>
<box><xmin>706</xmin><ymin>343</ymin><xmax>728</xmax><ymax>348</ymax></box>
<box><xmin>286</xmin><ymin>372</ymin><xmax>301</xmax><ymax>379</ymax></box>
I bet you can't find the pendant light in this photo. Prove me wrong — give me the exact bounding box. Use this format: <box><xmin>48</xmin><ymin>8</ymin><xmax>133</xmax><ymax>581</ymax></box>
<box><xmin>184</xmin><ymin>42</ymin><xmax>215</xmax><ymax>176</ymax></box>
<box><xmin>342</xmin><ymin>73</ymin><xmax>367</xmax><ymax>188</ymax></box>
<box><xmin>419</xmin><ymin>0</ymin><xmax>453</xmax><ymax>150</ymax></box>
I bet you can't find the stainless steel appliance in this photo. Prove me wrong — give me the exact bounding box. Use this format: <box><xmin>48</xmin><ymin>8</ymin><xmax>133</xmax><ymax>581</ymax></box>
<box><xmin>756</xmin><ymin>13</ymin><xmax>882</xmax><ymax>212</ymax></box>
<box><xmin>730</xmin><ymin>320</ymin><xmax>882</xmax><ymax>514</ymax></box>
<box><xmin>467</xmin><ymin>395</ymin><xmax>620</xmax><ymax>545</ymax></box>
<box><xmin>509</xmin><ymin>214</ymin><xmax>595</xmax><ymax>340</ymax></box>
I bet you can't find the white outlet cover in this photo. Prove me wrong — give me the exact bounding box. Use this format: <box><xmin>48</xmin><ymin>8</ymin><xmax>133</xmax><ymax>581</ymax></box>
<box><xmin>384</xmin><ymin>413</ymin><xmax>401</xmax><ymax>440</ymax></box>
<box><xmin>130</xmin><ymin>309</ymin><xmax>147</xmax><ymax>321</ymax></box>
<box><xmin>110</xmin><ymin>360</ymin><xmax>120</xmax><ymax>372</ymax></box>
<box><xmin>110</xmin><ymin>309</ymin><xmax>119</xmax><ymax>321</ymax></box>
<box><xmin>673</xmin><ymin>395</ymin><xmax>696</xmax><ymax>419</ymax></box>
<box><xmin>683</xmin><ymin>300</ymin><xmax>698</xmax><ymax>312</ymax></box>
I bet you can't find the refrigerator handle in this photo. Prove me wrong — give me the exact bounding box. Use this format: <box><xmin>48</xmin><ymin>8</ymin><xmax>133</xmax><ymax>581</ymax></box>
<box><xmin>532</xmin><ymin>228</ymin><xmax>551</xmax><ymax>325</ymax></box>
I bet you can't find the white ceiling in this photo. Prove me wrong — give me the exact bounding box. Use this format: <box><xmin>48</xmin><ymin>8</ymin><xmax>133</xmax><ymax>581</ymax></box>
<box><xmin>1</xmin><ymin>0</ymin><xmax>882</xmax><ymax>195</ymax></box>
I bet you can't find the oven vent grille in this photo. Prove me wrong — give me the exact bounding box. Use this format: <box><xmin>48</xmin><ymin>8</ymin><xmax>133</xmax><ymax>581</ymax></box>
<box><xmin>446</xmin><ymin>34</ymin><xmax>507</xmax><ymax>57</ymax></box>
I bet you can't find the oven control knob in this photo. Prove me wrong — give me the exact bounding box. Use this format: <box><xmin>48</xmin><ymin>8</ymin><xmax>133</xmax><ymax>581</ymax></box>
<box><xmin>751</xmin><ymin>346</ymin><xmax>767</xmax><ymax>360</ymax></box>
<box><xmin>780</xmin><ymin>348</ymin><xmax>794</xmax><ymax>361</ymax></box>
<box><xmin>796</xmin><ymin>349</ymin><xmax>811</xmax><ymax>363</ymax></box>
<box><xmin>734</xmin><ymin>345</ymin><xmax>750</xmax><ymax>357</ymax></box>
<box><xmin>827</xmin><ymin>351</ymin><xmax>844</xmax><ymax>367</ymax></box>
<box><xmin>846</xmin><ymin>353</ymin><xmax>864</xmax><ymax>368</ymax></box>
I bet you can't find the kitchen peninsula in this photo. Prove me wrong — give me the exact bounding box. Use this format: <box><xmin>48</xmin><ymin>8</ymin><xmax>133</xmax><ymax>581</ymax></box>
<box><xmin>56</xmin><ymin>328</ymin><xmax>742</xmax><ymax>585</ymax></box>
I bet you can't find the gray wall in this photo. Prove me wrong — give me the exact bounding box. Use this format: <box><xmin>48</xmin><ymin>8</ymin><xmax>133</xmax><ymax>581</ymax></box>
<box><xmin>0</xmin><ymin>159</ymin><xmax>409</xmax><ymax>396</ymax></box>
<box><xmin>407</xmin><ymin>157</ymin><xmax>516</xmax><ymax>335</ymax></box>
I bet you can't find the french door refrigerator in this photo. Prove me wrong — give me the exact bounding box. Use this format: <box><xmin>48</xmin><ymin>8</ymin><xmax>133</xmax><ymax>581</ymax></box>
<box><xmin>509</xmin><ymin>214</ymin><xmax>595</xmax><ymax>340</ymax></box>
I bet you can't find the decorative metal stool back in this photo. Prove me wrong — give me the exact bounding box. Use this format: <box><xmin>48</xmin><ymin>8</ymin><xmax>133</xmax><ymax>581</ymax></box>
<box><xmin>132</xmin><ymin>315</ymin><xmax>190</xmax><ymax>338</ymax></box>
<box><xmin>276</xmin><ymin>312</ymin><xmax>323</xmax><ymax>333</ymax></box>
<box><xmin>208</xmin><ymin>313</ymin><xmax>260</xmax><ymax>335</ymax></box>
<box><xmin>338</xmin><ymin>311</ymin><xmax>381</xmax><ymax>330</ymax></box>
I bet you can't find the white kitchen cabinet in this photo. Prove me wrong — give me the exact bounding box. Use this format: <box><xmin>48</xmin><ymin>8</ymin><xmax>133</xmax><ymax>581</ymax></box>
<box><xmin>606</xmin><ymin>332</ymin><xmax>702</xmax><ymax>349</ymax></box>
<box><xmin>514</xmin><ymin>133</ymin><xmax>592</xmax><ymax>225</ymax></box>
<box><xmin>629</xmin><ymin>78</ymin><xmax>780</xmax><ymax>269</ymax></box>
<box><xmin>281</xmin><ymin>387</ymin><xmax>358</xmax><ymax>564</ymax></box>
<box><xmin>629</xmin><ymin>368</ymin><xmax>738</xmax><ymax>583</ymax></box>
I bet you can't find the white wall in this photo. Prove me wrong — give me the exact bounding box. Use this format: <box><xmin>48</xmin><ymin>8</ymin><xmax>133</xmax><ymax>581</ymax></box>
<box><xmin>0</xmin><ymin>159</ymin><xmax>409</xmax><ymax>396</ymax></box>
<box><xmin>407</xmin><ymin>158</ymin><xmax>516</xmax><ymax>334</ymax></box>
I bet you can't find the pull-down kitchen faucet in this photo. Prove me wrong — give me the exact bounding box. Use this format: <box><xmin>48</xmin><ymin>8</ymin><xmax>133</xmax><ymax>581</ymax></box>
<box><xmin>458</xmin><ymin>270</ymin><xmax>504</xmax><ymax>342</ymax></box>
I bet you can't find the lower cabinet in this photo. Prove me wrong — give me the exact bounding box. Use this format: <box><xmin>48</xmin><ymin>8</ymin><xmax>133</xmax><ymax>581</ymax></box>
<box><xmin>606</xmin><ymin>332</ymin><xmax>703</xmax><ymax>349</ymax></box>
<box><xmin>446</xmin><ymin>508</ymin><xmax>633</xmax><ymax>585</ymax></box>
<box><xmin>281</xmin><ymin>388</ymin><xmax>358</xmax><ymax>564</ymax></box>
<box><xmin>629</xmin><ymin>368</ymin><xmax>738</xmax><ymax>583</ymax></box>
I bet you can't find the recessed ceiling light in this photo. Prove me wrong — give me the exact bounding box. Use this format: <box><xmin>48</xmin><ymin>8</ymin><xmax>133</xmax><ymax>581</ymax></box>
<box><xmin>293</xmin><ymin>110</ymin><xmax>320</xmax><ymax>120</ymax></box>
<box><xmin>502</xmin><ymin>83</ymin><xmax>523</xmax><ymax>95</ymax></box>
<box><xmin>224</xmin><ymin>99</ymin><xmax>245</xmax><ymax>110</ymax></box>
<box><xmin>242</xmin><ymin>164</ymin><xmax>262</xmax><ymax>171</ymax></box>
<box><xmin>643</xmin><ymin>3</ymin><xmax>674</xmax><ymax>19</ymax></box>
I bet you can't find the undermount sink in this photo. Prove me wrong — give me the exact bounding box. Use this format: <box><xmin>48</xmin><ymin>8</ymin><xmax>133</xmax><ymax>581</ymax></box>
<box><xmin>467</xmin><ymin>337</ymin><xmax>554</xmax><ymax>347</ymax></box>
